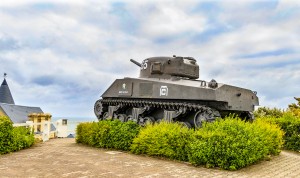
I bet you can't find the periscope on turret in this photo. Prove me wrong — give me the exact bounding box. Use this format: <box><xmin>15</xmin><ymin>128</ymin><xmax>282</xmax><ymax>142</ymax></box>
<box><xmin>94</xmin><ymin>55</ymin><xmax>259</xmax><ymax>128</ymax></box>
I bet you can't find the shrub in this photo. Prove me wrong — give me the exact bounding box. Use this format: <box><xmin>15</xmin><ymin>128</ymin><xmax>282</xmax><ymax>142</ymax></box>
<box><xmin>0</xmin><ymin>116</ymin><xmax>14</xmax><ymax>154</ymax></box>
<box><xmin>91</xmin><ymin>121</ymin><xmax>112</xmax><ymax>148</ymax></box>
<box><xmin>131</xmin><ymin>121</ymin><xmax>192</xmax><ymax>161</ymax></box>
<box><xmin>288</xmin><ymin>97</ymin><xmax>300</xmax><ymax>117</ymax></box>
<box><xmin>0</xmin><ymin>116</ymin><xmax>35</xmax><ymax>154</ymax></box>
<box><xmin>110</xmin><ymin>120</ymin><xmax>140</xmax><ymax>151</ymax></box>
<box><xmin>254</xmin><ymin>107</ymin><xmax>285</xmax><ymax>118</ymax></box>
<box><xmin>76</xmin><ymin>117</ymin><xmax>285</xmax><ymax>170</ymax></box>
<box><xmin>92</xmin><ymin>120</ymin><xmax>140</xmax><ymax>151</ymax></box>
<box><xmin>289</xmin><ymin>108</ymin><xmax>300</xmax><ymax>117</ymax></box>
<box><xmin>11</xmin><ymin>127</ymin><xmax>35</xmax><ymax>151</ymax></box>
<box><xmin>76</xmin><ymin>120</ymin><xmax>140</xmax><ymax>151</ymax></box>
<box><xmin>258</xmin><ymin>112</ymin><xmax>300</xmax><ymax>151</ymax></box>
<box><xmin>253</xmin><ymin>119</ymin><xmax>284</xmax><ymax>155</ymax></box>
<box><xmin>76</xmin><ymin>122</ymin><xmax>97</xmax><ymax>145</ymax></box>
<box><xmin>188</xmin><ymin>116</ymin><xmax>283</xmax><ymax>170</ymax></box>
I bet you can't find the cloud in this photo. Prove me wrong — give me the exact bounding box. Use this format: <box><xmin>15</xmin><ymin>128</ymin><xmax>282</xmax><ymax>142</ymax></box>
<box><xmin>0</xmin><ymin>0</ymin><xmax>299</xmax><ymax>118</ymax></box>
<box><xmin>0</xmin><ymin>36</ymin><xmax>20</xmax><ymax>51</ymax></box>
<box><xmin>139</xmin><ymin>4</ymin><xmax>207</xmax><ymax>38</ymax></box>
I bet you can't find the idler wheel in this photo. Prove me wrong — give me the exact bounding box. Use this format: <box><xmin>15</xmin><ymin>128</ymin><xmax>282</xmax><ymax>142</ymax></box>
<box><xmin>117</xmin><ymin>114</ymin><xmax>127</xmax><ymax>122</ymax></box>
<box><xmin>94</xmin><ymin>100</ymin><xmax>103</xmax><ymax>119</ymax></box>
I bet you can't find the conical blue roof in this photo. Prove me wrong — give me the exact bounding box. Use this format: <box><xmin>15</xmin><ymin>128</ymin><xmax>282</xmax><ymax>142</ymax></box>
<box><xmin>0</xmin><ymin>78</ymin><xmax>15</xmax><ymax>104</ymax></box>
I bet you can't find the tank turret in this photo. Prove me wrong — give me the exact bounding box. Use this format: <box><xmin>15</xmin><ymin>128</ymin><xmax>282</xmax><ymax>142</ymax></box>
<box><xmin>131</xmin><ymin>56</ymin><xmax>199</xmax><ymax>79</ymax></box>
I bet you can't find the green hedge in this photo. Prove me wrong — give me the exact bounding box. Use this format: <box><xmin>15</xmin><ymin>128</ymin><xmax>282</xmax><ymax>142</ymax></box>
<box><xmin>76</xmin><ymin>122</ymin><xmax>96</xmax><ymax>145</ymax></box>
<box><xmin>76</xmin><ymin>120</ymin><xmax>140</xmax><ymax>151</ymax></box>
<box><xmin>131</xmin><ymin>121</ymin><xmax>192</xmax><ymax>161</ymax></box>
<box><xmin>76</xmin><ymin>117</ymin><xmax>283</xmax><ymax>170</ymax></box>
<box><xmin>258</xmin><ymin>112</ymin><xmax>300</xmax><ymax>151</ymax></box>
<box><xmin>11</xmin><ymin>127</ymin><xmax>35</xmax><ymax>151</ymax></box>
<box><xmin>0</xmin><ymin>116</ymin><xmax>14</xmax><ymax>154</ymax></box>
<box><xmin>254</xmin><ymin>107</ymin><xmax>284</xmax><ymax>118</ymax></box>
<box><xmin>188</xmin><ymin>117</ymin><xmax>283</xmax><ymax>170</ymax></box>
<box><xmin>0</xmin><ymin>116</ymin><xmax>35</xmax><ymax>154</ymax></box>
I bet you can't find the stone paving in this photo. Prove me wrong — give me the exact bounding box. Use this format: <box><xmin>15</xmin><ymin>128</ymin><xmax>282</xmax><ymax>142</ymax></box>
<box><xmin>1</xmin><ymin>138</ymin><xmax>300</xmax><ymax>178</ymax></box>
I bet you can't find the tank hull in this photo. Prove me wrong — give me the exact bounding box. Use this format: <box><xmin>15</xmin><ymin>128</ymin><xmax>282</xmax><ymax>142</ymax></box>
<box><xmin>95</xmin><ymin>77</ymin><xmax>259</xmax><ymax>127</ymax></box>
<box><xmin>102</xmin><ymin>77</ymin><xmax>258</xmax><ymax>112</ymax></box>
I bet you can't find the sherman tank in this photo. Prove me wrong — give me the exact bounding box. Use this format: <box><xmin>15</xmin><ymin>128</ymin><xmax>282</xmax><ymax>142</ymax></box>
<box><xmin>94</xmin><ymin>55</ymin><xmax>259</xmax><ymax>128</ymax></box>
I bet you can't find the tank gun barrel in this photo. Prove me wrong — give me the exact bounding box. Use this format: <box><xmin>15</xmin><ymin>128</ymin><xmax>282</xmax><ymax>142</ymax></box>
<box><xmin>130</xmin><ymin>59</ymin><xmax>141</xmax><ymax>67</ymax></box>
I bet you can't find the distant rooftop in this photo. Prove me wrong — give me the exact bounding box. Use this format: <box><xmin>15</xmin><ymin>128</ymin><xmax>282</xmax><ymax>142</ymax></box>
<box><xmin>0</xmin><ymin>76</ymin><xmax>15</xmax><ymax>104</ymax></box>
<box><xmin>0</xmin><ymin>103</ymin><xmax>43</xmax><ymax>123</ymax></box>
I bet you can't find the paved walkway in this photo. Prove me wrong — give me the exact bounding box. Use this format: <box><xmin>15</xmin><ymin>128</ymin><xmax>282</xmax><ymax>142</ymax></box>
<box><xmin>0</xmin><ymin>138</ymin><xmax>300</xmax><ymax>178</ymax></box>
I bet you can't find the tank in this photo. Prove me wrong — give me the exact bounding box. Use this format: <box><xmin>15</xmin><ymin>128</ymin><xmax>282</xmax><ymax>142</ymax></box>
<box><xmin>94</xmin><ymin>55</ymin><xmax>259</xmax><ymax>127</ymax></box>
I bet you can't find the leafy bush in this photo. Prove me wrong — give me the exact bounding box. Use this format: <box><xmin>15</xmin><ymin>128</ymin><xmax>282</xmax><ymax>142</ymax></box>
<box><xmin>258</xmin><ymin>112</ymin><xmax>300</xmax><ymax>151</ymax></box>
<box><xmin>188</xmin><ymin>116</ymin><xmax>283</xmax><ymax>170</ymax></box>
<box><xmin>0</xmin><ymin>116</ymin><xmax>14</xmax><ymax>154</ymax></box>
<box><xmin>289</xmin><ymin>108</ymin><xmax>300</xmax><ymax>117</ymax></box>
<box><xmin>76</xmin><ymin>122</ymin><xmax>97</xmax><ymax>145</ymax></box>
<box><xmin>254</xmin><ymin>107</ymin><xmax>285</xmax><ymax>118</ymax></box>
<box><xmin>131</xmin><ymin>121</ymin><xmax>192</xmax><ymax>161</ymax></box>
<box><xmin>76</xmin><ymin>117</ymin><xmax>284</xmax><ymax>170</ymax></box>
<box><xmin>92</xmin><ymin>120</ymin><xmax>140</xmax><ymax>151</ymax></box>
<box><xmin>92</xmin><ymin>120</ymin><xmax>119</xmax><ymax>148</ymax></box>
<box><xmin>288</xmin><ymin>97</ymin><xmax>300</xmax><ymax>117</ymax></box>
<box><xmin>255</xmin><ymin>99</ymin><xmax>300</xmax><ymax>151</ymax></box>
<box><xmin>11</xmin><ymin>127</ymin><xmax>35</xmax><ymax>151</ymax></box>
<box><xmin>0</xmin><ymin>116</ymin><xmax>35</xmax><ymax>154</ymax></box>
<box><xmin>76</xmin><ymin>120</ymin><xmax>140</xmax><ymax>151</ymax></box>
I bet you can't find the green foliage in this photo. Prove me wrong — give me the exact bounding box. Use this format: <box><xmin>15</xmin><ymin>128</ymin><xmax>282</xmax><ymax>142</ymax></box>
<box><xmin>188</xmin><ymin>116</ymin><xmax>283</xmax><ymax>170</ymax></box>
<box><xmin>92</xmin><ymin>120</ymin><xmax>140</xmax><ymax>151</ymax></box>
<box><xmin>76</xmin><ymin>120</ymin><xmax>140</xmax><ymax>151</ymax></box>
<box><xmin>11</xmin><ymin>127</ymin><xmax>35</xmax><ymax>151</ymax></box>
<box><xmin>92</xmin><ymin>120</ymin><xmax>122</xmax><ymax>148</ymax></box>
<box><xmin>76</xmin><ymin>122</ymin><xmax>97</xmax><ymax>145</ymax></box>
<box><xmin>254</xmin><ymin>107</ymin><xmax>285</xmax><ymax>118</ymax></box>
<box><xmin>254</xmin><ymin>100</ymin><xmax>300</xmax><ymax>151</ymax></box>
<box><xmin>0</xmin><ymin>116</ymin><xmax>35</xmax><ymax>154</ymax></box>
<box><xmin>0</xmin><ymin>116</ymin><xmax>14</xmax><ymax>154</ymax></box>
<box><xmin>76</xmin><ymin>117</ymin><xmax>284</xmax><ymax>170</ymax></box>
<box><xmin>289</xmin><ymin>97</ymin><xmax>300</xmax><ymax>109</ymax></box>
<box><xmin>288</xmin><ymin>97</ymin><xmax>300</xmax><ymax>117</ymax></box>
<box><xmin>258</xmin><ymin>112</ymin><xmax>300</xmax><ymax>151</ymax></box>
<box><xmin>131</xmin><ymin>121</ymin><xmax>192</xmax><ymax>161</ymax></box>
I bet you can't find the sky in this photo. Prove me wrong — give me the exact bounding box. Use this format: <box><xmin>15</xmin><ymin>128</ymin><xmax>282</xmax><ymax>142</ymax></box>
<box><xmin>0</xmin><ymin>0</ymin><xmax>299</xmax><ymax>118</ymax></box>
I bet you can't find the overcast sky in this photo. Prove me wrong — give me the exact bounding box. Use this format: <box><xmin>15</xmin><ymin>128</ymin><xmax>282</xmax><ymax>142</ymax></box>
<box><xmin>0</xmin><ymin>0</ymin><xmax>299</xmax><ymax>118</ymax></box>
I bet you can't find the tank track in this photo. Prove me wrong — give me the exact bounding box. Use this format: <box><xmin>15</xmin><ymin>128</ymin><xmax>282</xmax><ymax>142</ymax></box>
<box><xmin>100</xmin><ymin>98</ymin><xmax>213</xmax><ymax>110</ymax></box>
<box><xmin>94</xmin><ymin>98</ymin><xmax>221</xmax><ymax>127</ymax></box>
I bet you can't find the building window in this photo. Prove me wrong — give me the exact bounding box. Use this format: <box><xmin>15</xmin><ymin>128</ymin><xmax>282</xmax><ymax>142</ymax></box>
<box><xmin>62</xmin><ymin>119</ymin><xmax>67</xmax><ymax>125</ymax></box>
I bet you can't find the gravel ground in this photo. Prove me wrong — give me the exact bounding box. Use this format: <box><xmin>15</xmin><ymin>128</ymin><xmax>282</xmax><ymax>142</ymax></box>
<box><xmin>0</xmin><ymin>138</ymin><xmax>300</xmax><ymax>178</ymax></box>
